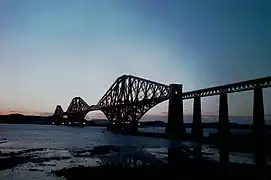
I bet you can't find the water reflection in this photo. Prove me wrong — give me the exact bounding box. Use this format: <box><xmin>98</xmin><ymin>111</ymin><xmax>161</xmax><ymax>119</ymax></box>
<box><xmin>94</xmin><ymin>143</ymin><xmax>205</xmax><ymax>168</ymax></box>
<box><xmin>254</xmin><ymin>139</ymin><xmax>266</xmax><ymax>172</ymax></box>
<box><xmin>92</xmin><ymin>142</ymin><xmax>269</xmax><ymax>169</ymax></box>
<box><xmin>194</xmin><ymin>143</ymin><xmax>203</xmax><ymax>160</ymax></box>
<box><xmin>94</xmin><ymin>146</ymin><xmax>165</xmax><ymax>167</ymax></box>
<box><xmin>167</xmin><ymin>141</ymin><xmax>185</xmax><ymax>167</ymax></box>
<box><xmin>219</xmin><ymin>143</ymin><xmax>229</xmax><ymax>166</ymax></box>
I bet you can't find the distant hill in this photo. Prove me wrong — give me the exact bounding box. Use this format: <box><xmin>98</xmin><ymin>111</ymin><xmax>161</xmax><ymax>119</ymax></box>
<box><xmin>1</xmin><ymin>114</ymin><xmax>271</xmax><ymax>130</ymax></box>
<box><xmin>0</xmin><ymin>114</ymin><xmax>54</xmax><ymax>124</ymax></box>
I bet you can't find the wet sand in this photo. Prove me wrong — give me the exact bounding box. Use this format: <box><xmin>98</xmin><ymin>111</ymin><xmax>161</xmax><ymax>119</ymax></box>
<box><xmin>52</xmin><ymin>160</ymin><xmax>267</xmax><ymax>180</ymax></box>
<box><xmin>1</xmin><ymin>145</ymin><xmax>270</xmax><ymax>180</ymax></box>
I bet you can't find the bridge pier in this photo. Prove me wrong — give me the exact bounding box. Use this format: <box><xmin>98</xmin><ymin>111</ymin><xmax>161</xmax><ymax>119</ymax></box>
<box><xmin>192</xmin><ymin>96</ymin><xmax>203</xmax><ymax>139</ymax></box>
<box><xmin>253</xmin><ymin>88</ymin><xmax>265</xmax><ymax>140</ymax></box>
<box><xmin>165</xmin><ymin>84</ymin><xmax>185</xmax><ymax>139</ymax></box>
<box><xmin>52</xmin><ymin>116</ymin><xmax>63</xmax><ymax>125</ymax></box>
<box><xmin>108</xmin><ymin>121</ymin><xmax>138</xmax><ymax>134</ymax></box>
<box><xmin>218</xmin><ymin>92</ymin><xmax>230</xmax><ymax>165</ymax></box>
<box><xmin>108</xmin><ymin>121</ymin><xmax>122</xmax><ymax>132</ymax></box>
<box><xmin>253</xmin><ymin>88</ymin><xmax>266</xmax><ymax>167</ymax></box>
<box><xmin>218</xmin><ymin>92</ymin><xmax>230</xmax><ymax>139</ymax></box>
<box><xmin>67</xmin><ymin>113</ymin><xmax>86</xmax><ymax>126</ymax></box>
<box><xmin>123</xmin><ymin>121</ymin><xmax>138</xmax><ymax>133</ymax></box>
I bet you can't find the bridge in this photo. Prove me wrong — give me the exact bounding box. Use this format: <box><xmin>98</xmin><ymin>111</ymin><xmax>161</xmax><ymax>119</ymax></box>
<box><xmin>53</xmin><ymin>74</ymin><xmax>271</xmax><ymax>139</ymax></box>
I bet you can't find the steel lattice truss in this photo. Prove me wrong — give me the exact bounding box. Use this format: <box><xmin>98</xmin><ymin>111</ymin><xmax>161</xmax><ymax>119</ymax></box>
<box><xmin>65</xmin><ymin>97</ymin><xmax>90</xmax><ymax>118</ymax></box>
<box><xmin>53</xmin><ymin>105</ymin><xmax>64</xmax><ymax>117</ymax></box>
<box><xmin>96</xmin><ymin>75</ymin><xmax>169</xmax><ymax>122</ymax></box>
<box><xmin>182</xmin><ymin>76</ymin><xmax>271</xmax><ymax>99</ymax></box>
<box><xmin>53</xmin><ymin>75</ymin><xmax>271</xmax><ymax>122</ymax></box>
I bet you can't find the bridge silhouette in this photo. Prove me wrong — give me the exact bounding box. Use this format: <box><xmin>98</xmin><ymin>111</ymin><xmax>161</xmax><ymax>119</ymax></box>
<box><xmin>53</xmin><ymin>74</ymin><xmax>271</xmax><ymax>139</ymax></box>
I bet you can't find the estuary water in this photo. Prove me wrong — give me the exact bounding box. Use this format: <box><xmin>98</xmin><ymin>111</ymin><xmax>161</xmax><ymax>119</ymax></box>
<box><xmin>0</xmin><ymin>124</ymin><xmax>270</xmax><ymax>180</ymax></box>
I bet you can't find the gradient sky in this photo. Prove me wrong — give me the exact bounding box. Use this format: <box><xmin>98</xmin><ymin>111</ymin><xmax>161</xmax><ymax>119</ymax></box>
<box><xmin>0</xmin><ymin>0</ymin><xmax>270</xmax><ymax>117</ymax></box>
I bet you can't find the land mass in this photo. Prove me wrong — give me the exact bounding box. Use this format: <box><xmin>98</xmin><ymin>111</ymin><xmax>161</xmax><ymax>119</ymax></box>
<box><xmin>0</xmin><ymin>113</ymin><xmax>271</xmax><ymax>129</ymax></box>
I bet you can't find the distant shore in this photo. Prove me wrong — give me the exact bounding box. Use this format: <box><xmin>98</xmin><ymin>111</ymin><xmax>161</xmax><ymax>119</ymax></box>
<box><xmin>1</xmin><ymin>113</ymin><xmax>271</xmax><ymax>130</ymax></box>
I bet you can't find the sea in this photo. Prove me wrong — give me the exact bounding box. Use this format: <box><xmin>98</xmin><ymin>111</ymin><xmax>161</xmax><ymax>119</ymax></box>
<box><xmin>0</xmin><ymin>123</ymin><xmax>271</xmax><ymax>180</ymax></box>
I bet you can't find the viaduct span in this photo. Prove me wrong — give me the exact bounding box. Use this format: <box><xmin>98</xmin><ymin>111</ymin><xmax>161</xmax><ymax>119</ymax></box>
<box><xmin>53</xmin><ymin>74</ymin><xmax>271</xmax><ymax>140</ymax></box>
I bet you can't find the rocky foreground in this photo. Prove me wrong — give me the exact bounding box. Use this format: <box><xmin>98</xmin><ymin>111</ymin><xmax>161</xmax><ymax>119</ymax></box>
<box><xmin>0</xmin><ymin>145</ymin><xmax>270</xmax><ymax>180</ymax></box>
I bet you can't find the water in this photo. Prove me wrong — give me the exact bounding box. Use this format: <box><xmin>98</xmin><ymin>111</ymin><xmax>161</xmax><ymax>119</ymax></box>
<box><xmin>139</xmin><ymin>127</ymin><xmax>254</xmax><ymax>136</ymax></box>
<box><xmin>0</xmin><ymin>124</ymin><xmax>270</xmax><ymax>179</ymax></box>
<box><xmin>0</xmin><ymin>124</ymin><xmax>170</xmax><ymax>150</ymax></box>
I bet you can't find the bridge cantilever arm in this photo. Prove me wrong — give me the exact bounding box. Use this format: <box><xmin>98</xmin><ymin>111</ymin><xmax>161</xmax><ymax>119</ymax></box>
<box><xmin>96</xmin><ymin>74</ymin><xmax>169</xmax><ymax>107</ymax></box>
<box><xmin>97</xmin><ymin>76</ymin><xmax>123</xmax><ymax>106</ymax></box>
<box><xmin>126</xmin><ymin>75</ymin><xmax>169</xmax><ymax>88</ymax></box>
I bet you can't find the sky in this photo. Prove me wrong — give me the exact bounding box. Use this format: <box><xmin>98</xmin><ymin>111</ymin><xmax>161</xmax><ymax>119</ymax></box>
<box><xmin>0</xmin><ymin>0</ymin><xmax>270</xmax><ymax>118</ymax></box>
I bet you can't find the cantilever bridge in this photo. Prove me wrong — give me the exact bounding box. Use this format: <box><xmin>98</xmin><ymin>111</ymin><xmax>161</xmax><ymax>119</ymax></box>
<box><xmin>53</xmin><ymin>74</ymin><xmax>271</xmax><ymax>139</ymax></box>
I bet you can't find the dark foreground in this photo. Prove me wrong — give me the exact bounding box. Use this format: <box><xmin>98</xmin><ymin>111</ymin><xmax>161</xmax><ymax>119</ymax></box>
<box><xmin>1</xmin><ymin>145</ymin><xmax>270</xmax><ymax>180</ymax></box>
<box><xmin>52</xmin><ymin>158</ymin><xmax>270</xmax><ymax>180</ymax></box>
<box><xmin>53</xmin><ymin>163</ymin><xmax>268</xmax><ymax>180</ymax></box>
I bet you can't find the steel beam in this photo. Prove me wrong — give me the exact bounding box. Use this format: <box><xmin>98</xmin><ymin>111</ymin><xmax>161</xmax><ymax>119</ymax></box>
<box><xmin>165</xmin><ymin>84</ymin><xmax>185</xmax><ymax>139</ymax></box>
<box><xmin>192</xmin><ymin>96</ymin><xmax>203</xmax><ymax>139</ymax></box>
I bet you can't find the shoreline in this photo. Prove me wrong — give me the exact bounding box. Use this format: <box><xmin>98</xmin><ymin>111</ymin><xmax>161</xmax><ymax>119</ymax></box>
<box><xmin>1</xmin><ymin>114</ymin><xmax>271</xmax><ymax>129</ymax></box>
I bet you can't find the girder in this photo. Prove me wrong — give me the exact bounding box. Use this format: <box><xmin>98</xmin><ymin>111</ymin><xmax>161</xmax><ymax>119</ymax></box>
<box><xmin>53</xmin><ymin>105</ymin><xmax>64</xmax><ymax>117</ymax></box>
<box><xmin>101</xmin><ymin>98</ymin><xmax>167</xmax><ymax>123</ymax></box>
<box><xmin>97</xmin><ymin>75</ymin><xmax>169</xmax><ymax>107</ymax></box>
<box><xmin>66</xmin><ymin>97</ymin><xmax>90</xmax><ymax>118</ymax></box>
<box><xmin>182</xmin><ymin>76</ymin><xmax>271</xmax><ymax>99</ymax></box>
<box><xmin>96</xmin><ymin>75</ymin><xmax>169</xmax><ymax>122</ymax></box>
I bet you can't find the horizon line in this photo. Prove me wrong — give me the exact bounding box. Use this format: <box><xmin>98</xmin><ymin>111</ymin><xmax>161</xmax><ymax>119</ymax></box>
<box><xmin>1</xmin><ymin>112</ymin><xmax>270</xmax><ymax>117</ymax></box>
